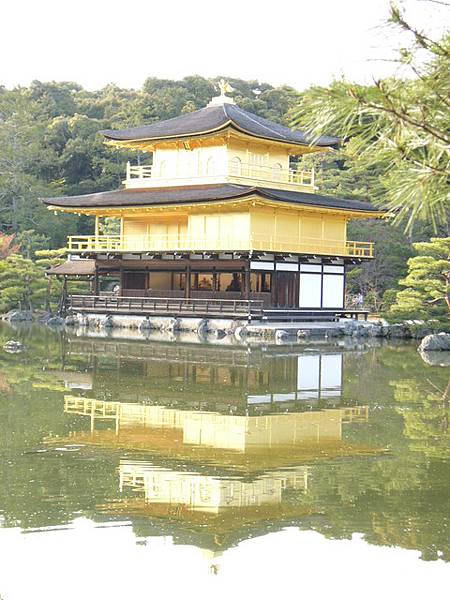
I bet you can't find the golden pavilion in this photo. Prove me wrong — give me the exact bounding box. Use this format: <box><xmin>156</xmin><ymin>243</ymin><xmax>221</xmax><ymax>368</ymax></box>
<box><xmin>45</xmin><ymin>83</ymin><xmax>380</xmax><ymax>320</ymax></box>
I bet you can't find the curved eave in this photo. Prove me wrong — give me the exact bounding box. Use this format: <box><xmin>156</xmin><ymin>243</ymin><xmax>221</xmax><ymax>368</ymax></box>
<box><xmin>102</xmin><ymin>122</ymin><xmax>337</xmax><ymax>152</ymax></box>
<box><xmin>45</xmin><ymin>197</ymin><xmax>383</xmax><ymax>220</ymax></box>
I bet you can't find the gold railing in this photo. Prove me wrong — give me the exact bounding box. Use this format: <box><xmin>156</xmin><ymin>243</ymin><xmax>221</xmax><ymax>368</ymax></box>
<box><xmin>67</xmin><ymin>234</ymin><xmax>374</xmax><ymax>258</ymax></box>
<box><xmin>230</xmin><ymin>162</ymin><xmax>315</xmax><ymax>187</ymax></box>
<box><xmin>125</xmin><ymin>161</ymin><xmax>315</xmax><ymax>188</ymax></box>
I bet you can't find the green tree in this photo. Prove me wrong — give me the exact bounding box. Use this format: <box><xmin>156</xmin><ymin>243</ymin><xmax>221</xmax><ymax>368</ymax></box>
<box><xmin>15</xmin><ymin>229</ymin><xmax>50</xmax><ymax>259</ymax></box>
<box><xmin>388</xmin><ymin>237</ymin><xmax>450</xmax><ymax>320</ymax></box>
<box><xmin>0</xmin><ymin>254</ymin><xmax>47</xmax><ymax>312</ymax></box>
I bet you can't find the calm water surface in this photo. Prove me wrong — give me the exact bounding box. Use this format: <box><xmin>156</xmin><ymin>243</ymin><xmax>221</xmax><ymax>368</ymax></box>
<box><xmin>0</xmin><ymin>323</ymin><xmax>449</xmax><ymax>599</ymax></box>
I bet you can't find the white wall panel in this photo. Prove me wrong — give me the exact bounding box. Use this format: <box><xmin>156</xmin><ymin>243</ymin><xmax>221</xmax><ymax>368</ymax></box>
<box><xmin>322</xmin><ymin>274</ymin><xmax>344</xmax><ymax>308</ymax></box>
<box><xmin>299</xmin><ymin>273</ymin><xmax>321</xmax><ymax>308</ymax></box>
<box><xmin>250</xmin><ymin>261</ymin><xmax>274</xmax><ymax>271</ymax></box>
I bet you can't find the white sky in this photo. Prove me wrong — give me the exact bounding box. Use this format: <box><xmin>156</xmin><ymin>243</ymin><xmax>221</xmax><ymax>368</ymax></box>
<box><xmin>1</xmin><ymin>0</ymin><xmax>448</xmax><ymax>92</ymax></box>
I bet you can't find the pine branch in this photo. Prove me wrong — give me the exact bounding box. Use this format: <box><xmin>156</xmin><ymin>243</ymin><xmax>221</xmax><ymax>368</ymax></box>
<box><xmin>390</xmin><ymin>2</ymin><xmax>450</xmax><ymax>58</ymax></box>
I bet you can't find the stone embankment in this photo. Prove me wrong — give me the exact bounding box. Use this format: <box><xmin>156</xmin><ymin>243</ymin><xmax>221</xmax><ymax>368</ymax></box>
<box><xmin>243</xmin><ymin>319</ymin><xmax>448</xmax><ymax>342</ymax></box>
<box><xmin>61</xmin><ymin>313</ymin><xmax>449</xmax><ymax>343</ymax></box>
<box><xmin>62</xmin><ymin>312</ymin><xmax>244</xmax><ymax>337</ymax></box>
<box><xmin>2</xmin><ymin>309</ymin><xmax>448</xmax><ymax>344</ymax></box>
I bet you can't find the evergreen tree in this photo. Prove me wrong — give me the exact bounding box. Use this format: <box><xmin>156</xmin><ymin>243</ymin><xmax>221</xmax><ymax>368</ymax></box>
<box><xmin>387</xmin><ymin>237</ymin><xmax>450</xmax><ymax>320</ymax></box>
<box><xmin>0</xmin><ymin>254</ymin><xmax>47</xmax><ymax>312</ymax></box>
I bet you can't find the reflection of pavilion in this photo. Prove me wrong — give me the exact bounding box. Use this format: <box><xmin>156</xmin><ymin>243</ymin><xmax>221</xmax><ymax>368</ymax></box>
<box><xmin>63</xmin><ymin>337</ymin><xmax>346</xmax><ymax>411</ymax></box>
<box><xmin>118</xmin><ymin>460</ymin><xmax>309</xmax><ymax>513</ymax></box>
<box><xmin>63</xmin><ymin>396</ymin><xmax>370</xmax><ymax>470</ymax></box>
<box><xmin>97</xmin><ymin>459</ymin><xmax>314</xmax><ymax>548</ymax></box>
<box><xmin>58</xmin><ymin>388</ymin><xmax>376</xmax><ymax>553</ymax></box>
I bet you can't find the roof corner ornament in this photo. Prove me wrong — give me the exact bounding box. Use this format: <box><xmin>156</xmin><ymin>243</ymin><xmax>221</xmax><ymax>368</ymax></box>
<box><xmin>207</xmin><ymin>79</ymin><xmax>236</xmax><ymax>107</ymax></box>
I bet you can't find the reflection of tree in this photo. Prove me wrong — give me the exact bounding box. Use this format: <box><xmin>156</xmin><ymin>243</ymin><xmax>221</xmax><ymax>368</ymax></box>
<box><xmin>300</xmin><ymin>344</ymin><xmax>450</xmax><ymax>561</ymax></box>
<box><xmin>393</xmin><ymin>378</ymin><xmax>450</xmax><ymax>459</ymax></box>
<box><xmin>302</xmin><ymin>452</ymin><xmax>449</xmax><ymax>561</ymax></box>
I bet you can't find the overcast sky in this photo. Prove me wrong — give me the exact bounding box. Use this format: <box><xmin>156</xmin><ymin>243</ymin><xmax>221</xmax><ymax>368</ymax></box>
<box><xmin>1</xmin><ymin>0</ymin><xmax>448</xmax><ymax>92</ymax></box>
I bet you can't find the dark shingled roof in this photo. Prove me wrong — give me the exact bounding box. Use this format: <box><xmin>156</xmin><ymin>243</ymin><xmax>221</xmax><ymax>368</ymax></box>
<box><xmin>101</xmin><ymin>103</ymin><xmax>338</xmax><ymax>148</ymax></box>
<box><xmin>47</xmin><ymin>260</ymin><xmax>96</xmax><ymax>276</ymax></box>
<box><xmin>43</xmin><ymin>184</ymin><xmax>379</xmax><ymax>213</ymax></box>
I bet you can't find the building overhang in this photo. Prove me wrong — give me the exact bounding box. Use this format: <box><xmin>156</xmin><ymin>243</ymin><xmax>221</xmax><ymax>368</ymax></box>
<box><xmin>43</xmin><ymin>185</ymin><xmax>384</xmax><ymax>219</ymax></box>
<box><xmin>104</xmin><ymin>126</ymin><xmax>332</xmax><ymax>156</ymax></box>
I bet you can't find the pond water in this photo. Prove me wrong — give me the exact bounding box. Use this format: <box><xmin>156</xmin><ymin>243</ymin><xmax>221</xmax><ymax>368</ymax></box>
<box><xmin>0</xmin><ymin>323</ymin><xmax>449</xmax><ymax>599</ymax></box>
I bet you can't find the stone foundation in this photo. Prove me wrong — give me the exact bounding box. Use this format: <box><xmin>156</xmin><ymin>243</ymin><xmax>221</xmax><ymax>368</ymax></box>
<box><xmin>61</xmin><ymin>311</ymin><xmax>448</xmax><ymax>342</ymax></box>
<box><xmin>66</xmin><ymin>312</ymin><xmax>246</xmax><ymax>336</ymax></box>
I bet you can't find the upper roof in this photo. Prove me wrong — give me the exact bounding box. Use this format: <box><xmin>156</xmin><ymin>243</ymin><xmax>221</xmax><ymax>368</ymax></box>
<box><xmin>43</xmin><ymin>183</ymin><xmax>379</xmax><ymax>214</ymax></box>
<box><xmin>100</xmin><ymin>103</ymin><xmax>339</xmax><ymax>148</ymax></box>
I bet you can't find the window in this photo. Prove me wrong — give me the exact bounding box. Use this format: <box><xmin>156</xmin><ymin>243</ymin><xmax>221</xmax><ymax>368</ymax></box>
<box><xmin>230</xmin><ymin>156</ymin><xmax>242</xmax><ymax>176</ymax></box>
<box><xmin>191</xmin><ymin>272</ymin><xmax>214</xmax><ymax>291</ymax></box>
<box><xmin>250</xmin><ymin>272</ymin><xmax>271</xmax><ymax>293</ymax></box>
<box><xmin>272</xmin><ymin>163</ymin><xmax>283</xmax><ymax>181</ymax></box>
<box><xmin>173</xmin><ymin>273</ymin><xmax>186</xmax><ymax>291</ymax></box>
<box><xmin>206</xmin><ymin>157</ymin><xmax>216</xmax><ymax>176</ymax></box>
<box><xmin>217</xmin><ymin>272</ymin><xmax>243</xmax><ymax>292</ymax></box>
<box><xmin>149</xmin><ymin>272</ymin><xmax>171</xmax><ymax>290</ymax></box>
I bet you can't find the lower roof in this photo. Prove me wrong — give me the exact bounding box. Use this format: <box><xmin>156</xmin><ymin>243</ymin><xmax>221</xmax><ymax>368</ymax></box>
<box><xmin>43</xmin><ymin>184</ymin><xmax>380</xmax><ymax>214</ymax></box>
<box><xmin>47</xmin><ymin>259</ymin><xmax>96</xmax><ymax>276</ymax></box>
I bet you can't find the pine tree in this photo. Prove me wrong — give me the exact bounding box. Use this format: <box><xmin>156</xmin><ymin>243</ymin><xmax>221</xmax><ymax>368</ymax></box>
<box><xmin>0</xmin><ymin>255</ymin><xmax>47</xmax><ymax>312</ymax></box>
<box><xmin>388</xmin><ymin>237</ymin><xmax>450</xmax><ymax>320</ymax></box>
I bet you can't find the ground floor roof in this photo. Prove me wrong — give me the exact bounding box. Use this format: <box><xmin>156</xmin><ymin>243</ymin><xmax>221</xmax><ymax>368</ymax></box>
<box><xmin>47</xmin><ymin>259</ymin><xmax>96</xmax><ymax>276</ymax></box>
<box><xmin>43</xmin><ymin>183</ymin><xmax>380</xmax><ymax>215</ymax></box>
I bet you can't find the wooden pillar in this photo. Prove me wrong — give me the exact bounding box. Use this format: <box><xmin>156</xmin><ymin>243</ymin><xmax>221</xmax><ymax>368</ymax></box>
<box><xmin>119</xmin><ymin>266</ymin><xmax>124</xmax><ymax>295</ymax></box>
<box><xmin>93</xmin><ymin>266</ymin><xmax>99</xmax><ymax>296</ymax></box>
<box><xmin>272</xmin><ymin>269</ymin><xmax>278</xmax><ymax>308</ymax></box>
<box><xmin>185</xmin><ymin>263</ymin><xmax>191</xmax><ymax>299</ymax></box>
<box><xmin>244</xmin><ymin>260</ymin><xmax>250</xmax><ymax>300</ymax></box>
<box><xmin>58</xmin><ymin>276</ymin><xmax>68</xmax><ymax>316</ymax></box>
<box><xmin>95</xmin><ymin>215</ymin><xmax>100</xmax><ymax>238</ymax></box>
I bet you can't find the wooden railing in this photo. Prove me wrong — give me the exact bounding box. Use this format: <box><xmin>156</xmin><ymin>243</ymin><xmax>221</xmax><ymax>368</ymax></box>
<box><xmin>229</xmin><ymin>162</ymin><xmax>315</xmax><ymax>187</ymax></box>
<box><xmin>67</xmin><ymin>234</ymin><xmax>374</xmax><ymax>258</ymax></box>
<box><xmin>250</xmin><ymin>235</ymin><xmax>373</xmax><ymax>258</ymax></box>
<box><xmin>64</xmin><ymin>396</ymin><xmax>119</xmax><ymax>419</ymax></box>
<box><xmin>126</xmin><ymin>163</ymin><xmax>153</xmax><ymax>179</ymax></box>
<box><xmin>125</xmin><ymin>161</ymin><xmax>315</xmax><ymax>189</ymax></box>
<box><xmin>66</xmin><ymin>295</ymin><xmax>264</xmax><ymax>319</ymax></box>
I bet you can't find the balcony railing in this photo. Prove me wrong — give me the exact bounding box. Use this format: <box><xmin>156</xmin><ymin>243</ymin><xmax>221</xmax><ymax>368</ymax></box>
<box><xmin>66</xmin><ymin>295</ymin><xmax>264</xmax><ymax>319</ymax></box>
<box><xmin>67</xmin><ymin>234</ymin><xmax>373</xmax><ymax>258</ymax></box>
<box><xmin>125</xmin><ymin>162</ymin><xmax>315</xmax><ymax>190</ymax></box>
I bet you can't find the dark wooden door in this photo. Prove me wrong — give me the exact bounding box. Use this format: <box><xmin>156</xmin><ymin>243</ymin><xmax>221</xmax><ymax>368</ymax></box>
<box><xmin>276</xmin><ymin>272</ymin><xmax>298</xmax><ymax>308</ymax></box>
<box><xmin>122</xmin><ymin>272</ymin><xmax>148</xmax><ymax>291</ymax></box>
